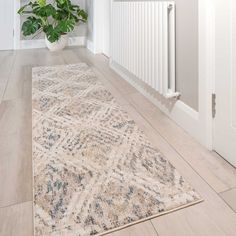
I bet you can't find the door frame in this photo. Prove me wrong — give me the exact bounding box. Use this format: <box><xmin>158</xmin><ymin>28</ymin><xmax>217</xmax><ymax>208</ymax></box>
<box><xmin>198</xmin><ymin>0</ymin><xmax>215</xmax><ymax>150</ymax></box>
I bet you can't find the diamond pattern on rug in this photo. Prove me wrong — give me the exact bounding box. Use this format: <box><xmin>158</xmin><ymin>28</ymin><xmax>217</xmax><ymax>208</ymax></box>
<box><xmin>32</xmin><ymin>63</ymin><xmax>202</xmax><ymax>236</ymax></box>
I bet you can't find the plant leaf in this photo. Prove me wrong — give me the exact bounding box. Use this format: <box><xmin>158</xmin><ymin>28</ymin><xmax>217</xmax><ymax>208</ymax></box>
<box><xmin>77</xmin><ymin>9</ymin><xmax>88</xmax><ymax>22</ymax></box>
<box><xmin>57</xmin><ymin>0</ymin><xmax>67</xmax><ymax>5</ymax></box>
<box><xmin>22</xmin><ymin>16</ymin><xmax>42</xmax><ymax>36</ymax></box>
<box><xmin>37</xmin><ymin>0</ymin><xmax>46</xmax><ymax>7</ymax></box>
<box><xmin>53</xmin><ymin>9</ymin><xmax>68</xmax><ymax>20</ymax></box>
<box><xmin>56</xmin><ymin>19</ymin><xmax>75</xmax><ymax>33</ymax></box>
<box><xmin>43</xmin><ymin>25</ymin><xmax>60</xmax><ymax>43</ymax></box>
<box><xmin>35</xmin><ymin>4</ymin><xmax>56</xmax><ymax>17</ymax></box>
<box><xmin>17</xmin><ymin>2</ymin><xmax>32</xmax><ymax>14</ymax></box>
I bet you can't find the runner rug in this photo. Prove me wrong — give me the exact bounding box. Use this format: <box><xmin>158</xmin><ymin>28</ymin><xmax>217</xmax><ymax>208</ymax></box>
<box><xmin>32</xmin><ymin>63</ymin><xmax>202</xmax><ymax>236</ymax></box>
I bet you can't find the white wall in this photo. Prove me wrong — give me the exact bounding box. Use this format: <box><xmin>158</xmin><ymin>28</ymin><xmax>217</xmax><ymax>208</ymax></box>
<box><xmin>175</xmin><ymin>0</ymin><xmax>198</xmax><ymax>111</ymax></box>
<box><xmin>86</xmin><ymin>0</ymin><xmax>94</xmax><ymax>42</ymax></box>
<box><xmin>0</xmin><ymin>0</ymin><xmax>14</xmax><ymax>50</ymax></box>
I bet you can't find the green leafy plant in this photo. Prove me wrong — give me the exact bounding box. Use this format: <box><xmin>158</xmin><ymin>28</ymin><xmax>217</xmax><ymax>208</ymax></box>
<box><xmin>18</xmin><ymin>0</ymin><xmax>88</xmax><ymax>43</ymax></box>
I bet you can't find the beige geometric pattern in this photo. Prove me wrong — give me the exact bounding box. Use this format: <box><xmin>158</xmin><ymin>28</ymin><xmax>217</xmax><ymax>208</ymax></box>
<box><xmin>32</xmin><ymin>63</ymin><xmax>202</xmax><ymax>236</ymax></box>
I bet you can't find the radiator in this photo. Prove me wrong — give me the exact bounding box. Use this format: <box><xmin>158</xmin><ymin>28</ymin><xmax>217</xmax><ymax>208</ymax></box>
<box><xmin>111</xmin><ymin>1</ymin><xmax>179</xmax><ymax>98</ymax></box>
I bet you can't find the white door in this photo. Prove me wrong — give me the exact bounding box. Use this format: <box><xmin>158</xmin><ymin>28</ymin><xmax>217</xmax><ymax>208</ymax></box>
<box><xmin>214</xmin><ymin>0</ymin><xmax>236</xmax><ymax>167</ymax></box>
<box><xmin>0</xmin><ymin>0</ymin><xmax>14</xmax><ymax>50</ymax></box>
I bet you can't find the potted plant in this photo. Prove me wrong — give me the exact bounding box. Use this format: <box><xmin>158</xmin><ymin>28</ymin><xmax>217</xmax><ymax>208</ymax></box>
<box><xmin>18</xmin><ymin>0</ymin><xmax>88</xmax><ymax>51</ymax></box>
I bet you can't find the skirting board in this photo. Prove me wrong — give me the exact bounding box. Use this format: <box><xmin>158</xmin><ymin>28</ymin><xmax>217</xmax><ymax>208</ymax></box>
<box><xmin>86</xmin><ymin>39</ymin><xmax>95</xmax><ymax>54</ymax></box>
<box><xmin>19</xmin><ymin>36</ymin><xmax>86</xmax><ymax>50</ymax></box>
<box><xmin>110</xmin><ymin>60</ymin><xmax>205</xmax><ymax>145</ymax></box>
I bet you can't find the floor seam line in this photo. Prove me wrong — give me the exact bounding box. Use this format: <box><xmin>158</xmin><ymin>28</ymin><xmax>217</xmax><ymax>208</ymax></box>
<box><xmin>0</xmin><ymin>200</ymin><xmax>32</xmax><ymax>209</ymax></box>
<box><xmin>2</xmin><ymin>53</ymin><xmax>17</xmax><ymax>100</ymax></box>
<box><xmin>218</xmin><ymin>187</ymin><xmax>236</xmax><ymax>194</ymax></box>
<box><xmin>150</xmin><ymin>220</ymin><xmax>160</xmax><ymax>236</ymax></box>
<box><xmin>218</xmin><ymin>196</ymin><xmax>236</xmax><ymax>213</ymax></box>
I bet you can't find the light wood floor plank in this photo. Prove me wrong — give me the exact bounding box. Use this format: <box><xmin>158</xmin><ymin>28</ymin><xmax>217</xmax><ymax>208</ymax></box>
<box><xmin>0</xmin><ymin>51</ymin><xmax>16</xmax><ymax>102</ymax></box>
<box><xmin>0</xmin><ymin>132</ymin><xmax>32</xmax><ymax>207</ymax></box>
<box><xmin>60</xmin><ymin>48</ymin><xmax>84</xmax><ymax>64</ymax></box>
<box><xmin>0</xmin><ymin>83</ymin><xmax>5</xmax><ymax>102</ymax></box>
<box><xmin>0</xmin><ymin>98</ymin><xmax>31</xmax><ymax>137</ymax></box>
<box><xmin>3</xmin><ymin>66</ymin><xmax>30</xmax><ymax>101</ymax></box>
<box><xmin>0</xmin><ymin>99</ymin><xmax>32</xmax><ymax>207</ymax></box>
<box><xmin>33</xmin><ymin>49</ymin><xmax>66</xmax><ymax>66</ymax></box>
<box><xmin>109</xmin><ymin>221</ymin><xmax>158</xmax><ymax>236</ymax></box>
<box><xmin>0</xmin><ymin>201</ymin><xmax>33</xmax><ymax>236</ymax></box>
<box><xmin>0</xmin><ymin>50</ymin><xmax>16</xmax><ymax>81</ymax></box>
<box><xmin>3</xmin><ymin>50</ymin><xmax>38</xmax><ymax>101</ymax></box>
<box><xmin>220</xmin><ymin>188</ymin><xmax>236</xmax><ymax>212</ymax></box>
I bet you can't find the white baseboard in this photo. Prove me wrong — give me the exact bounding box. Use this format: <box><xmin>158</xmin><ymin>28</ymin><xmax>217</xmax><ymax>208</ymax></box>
<box><xmin>86</xmin><ymin>39</ymin><xmax>103</xmax><ymax>54</ymax></box>
<box><xmin>20</xmin><ymin>39</ymin><xmax>45</xmax><ymax>49</ymax></box>
<box><xmin>68</xmin><ymin>36</ymin><xmax>86</xmax><ymax>46</ymax></box>
<box><xmin>86</xmin><ymin>39</ymin><xmax>95</xmax><ymax>54</ymax></box>
<box><xmin>19</xmin><ymin>36</ymin><xmax>86</xmax><ymax>50</ymax></box>
<box><xmin>110</xmin><ymin>60</ymin><xmax>204</xmax><ymax>144</ymax></box>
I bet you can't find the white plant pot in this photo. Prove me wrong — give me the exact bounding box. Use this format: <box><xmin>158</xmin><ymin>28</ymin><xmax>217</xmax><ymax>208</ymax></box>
<box><xmin>45</xmin><ymin>34</ymin><xmax>68</xmax><ymax>52</ymax></box>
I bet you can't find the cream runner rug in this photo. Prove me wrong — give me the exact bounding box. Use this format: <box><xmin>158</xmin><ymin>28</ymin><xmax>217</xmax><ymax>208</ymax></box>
<box><xmin>32</xmin><ymin>63</ymin><xmax>202</xmax><ymax>236</ymax></box>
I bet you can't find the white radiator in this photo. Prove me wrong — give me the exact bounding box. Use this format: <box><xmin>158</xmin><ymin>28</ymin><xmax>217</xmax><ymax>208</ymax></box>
<box><xmin>111</xmin><ymin>1</ymin><xmax>179</xmax><ymax>98</ymax></box>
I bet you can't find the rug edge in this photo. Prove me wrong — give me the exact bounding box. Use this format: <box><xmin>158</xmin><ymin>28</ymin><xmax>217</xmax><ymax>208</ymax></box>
<box><xmin>96</xmin><ymin>198</ymin><xmax>204</xmax><ymax>236</ymax></box>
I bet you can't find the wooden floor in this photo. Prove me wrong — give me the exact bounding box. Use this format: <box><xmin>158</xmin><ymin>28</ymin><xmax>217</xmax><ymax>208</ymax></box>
<box><xmin>0</xmin><ymin>47</ymin><xmax>236</xmax><ymax>236</ymax></box>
